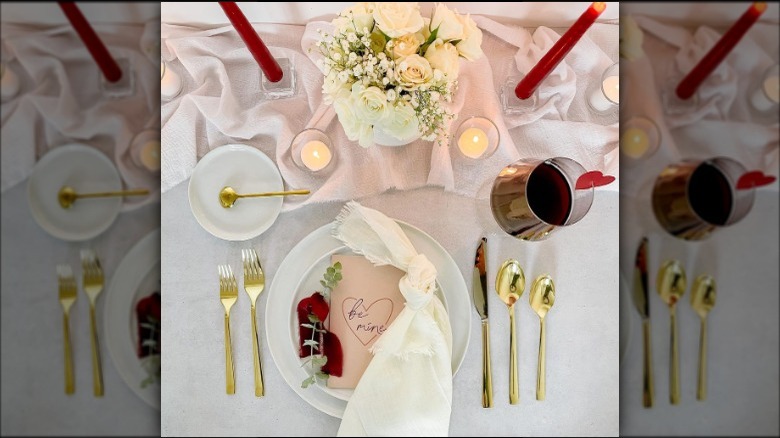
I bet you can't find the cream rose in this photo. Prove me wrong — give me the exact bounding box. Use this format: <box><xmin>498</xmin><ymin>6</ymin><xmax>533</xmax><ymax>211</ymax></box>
<box><xmin>391</xmin><ymin>33</ymin><xmax>423</xmax><ymax>59</ymax></box>
<box><xmin>322</xmin><ymin>71</ymin><xmax>350</xmax><ymax>104</ymax></box>
<box><xmin>379</xmin><ymin>101</ymin><xmax>420</xmax><ymax>140</ymax></box>
<box><xmin>333</xmin><ymin>96</ymin><xmax>363</xmax><ymax>141</ymax></box>
<box><xmin>424</xmin><ymin>39</ymin><xmax>459</xmax><ymax>80</ymax></box>
<box><xmin>395</xmin><ymin>54</ymin><xmax>433</xmax><ymax>89</ymax></box>
<box><xmin>343</xmin><ymin>2</ymin><xmax>375</xmax><ymax>33</ymax></box>
<box><xmin>430</xmin><ymin>3</ymin><xmax>463</xmax><ymax>41</ymax></box>
<box><xmin>373</xmin><ymin>2</ymin><xmax>425</xmax><ymax>38</ymax></box>
<box><xmin>620</xmin><ymin>15</ymin><xmax>644</xmax><ymax>61</ymax></box>
<box><xmin>456</xmin><ymin>13</ymin><xmax>483</xmax><ymax>61</ymax></box>
<box><xmin>352</xmin><ymin>84</ymin><xmax>390</xmax><ymax>124</ymax></box>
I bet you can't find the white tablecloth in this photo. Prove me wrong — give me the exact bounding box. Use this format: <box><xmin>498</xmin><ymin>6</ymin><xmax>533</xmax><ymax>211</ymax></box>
<box><xmin>619</xmin><ymin>9</ymin><xmax>779</xmax><ymax>437</ymax></box>
<box><xmin>1</xmin><ymin>17</ymin><xmax>161</xmax><ymax>437</ymax></box>
<box><xmin>160</xmin><ymin>9</ymin><xmax>620</xmax><ymax>437</ymax></box>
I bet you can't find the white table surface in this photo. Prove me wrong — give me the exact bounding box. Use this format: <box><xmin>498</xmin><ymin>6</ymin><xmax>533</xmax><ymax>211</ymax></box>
<box><xmin>0</xmin><ymin>182</ymin><xmax>161</xmax><ymax>436</ymax></box>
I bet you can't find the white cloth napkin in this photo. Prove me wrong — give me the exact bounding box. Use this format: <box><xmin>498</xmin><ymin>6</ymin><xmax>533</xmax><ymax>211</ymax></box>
<box><xmin>332</xmin><ymin>201</ymin><xmax>453</xmax><ymax>437</ymax></box>
<box><xmin>0</xmin><ymin>22</ymin><xmax>160</xmax><ymax>210</ymax></box>
<box><xmin>161</xmin><ymin>18</ymin><xmax>619</xmax><ymax>208</ymax></box>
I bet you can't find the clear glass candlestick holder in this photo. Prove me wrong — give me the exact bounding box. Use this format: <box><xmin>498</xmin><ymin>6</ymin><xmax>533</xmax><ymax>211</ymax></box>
<box><xmin>100</xmin><ymin>57</ymin><xmax>134</xmax><ymax>99</ymax></box>
<box><xmin>501</xmin><ymin>74</ymin><xmax>541</xmax><ymax>115</ymax></box>
<box><xmin>261</xmin><ymin>57</ymin><xmax>296</xmax><ymax>100</ymax></box>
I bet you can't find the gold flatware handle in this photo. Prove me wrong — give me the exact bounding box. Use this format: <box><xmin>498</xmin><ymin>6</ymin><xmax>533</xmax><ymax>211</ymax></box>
<box><xmin>90</xmin><ymin>305</ymin><xmax>104</xmax><ymax>397</ymax></box>
<box><xmin>481</xmin><ymin>320</ymin><xmax>493</xmax><ymax>408</ymax></box>
<box><xmin>536</xmin><ymin>318</ymin><xmax>546</xmax><ymax>401</ymax></box>
<box><xmin>670</xmin><ymin>307</ymin><xmax>680</xmax><ymax>405</ymax></box>
<box><xmin>239</xmin><ymin>190</ymin><xmax>310</xmax><ymax>198</ymax></box>
<box><xmin>251</xmin><ymin>305</ymin><xmax>265</xmax><ymax>397</ymax></box>
<box><xmin>63</xmin><ymin>313</ymin><xmax>74</xmax><ymax>394</ymax></box>
<box><xmin>224</xmin><ymin>313</ymin><xmax>235</xmax><ymax>395</ymax></box>
<box><xmin>76</xmin><ymin>189</ymin><xmax>150</xmax><ymax>199</ymax></box>
<box><xmin>509</xmin><ymin>309</ymin><xmax>519</xmax><ymax>404</ymax></box>
<box><xmin>697</xmin><ymin>317</ymin><xmax>707</xmax><ymax>401</ymax></box>
<box><xmin>642</xmin><ymin>319</ymin><xmax>655</xmax><ymax>408</ymax></box>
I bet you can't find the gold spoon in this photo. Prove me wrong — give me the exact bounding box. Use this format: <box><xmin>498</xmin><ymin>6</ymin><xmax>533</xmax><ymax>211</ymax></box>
<box><xmin>529</xmin><ymin>274</ymin><xmax>555</xmax><ymax>401</ymax></box>
<box><xmin>218</xmin><ymin>186</ymin><xmax>310</xmax><ymax>208</ymax></box>
<box><xmin>690</xmin><ymin>274</ymin><xmax>716</xmax><ymax>401</ymax></box>
<box><xmin>657</xmin><ymin>259</ymin><xmax>687</xmax><ymax>405</ymax></box>
<box><xmin>495</xmin><ymin>259</ymin><xmax>525</xmax><ymax>404</ymax></box>
<box><xmin>58</xmin><ymin>186</ymin><xmax>149</xmax><ymax>209</ymax></box>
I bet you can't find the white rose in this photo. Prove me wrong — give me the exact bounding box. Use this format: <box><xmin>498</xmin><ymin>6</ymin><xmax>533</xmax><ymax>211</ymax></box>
<box><xmin>322</xmin><ymin>71</ymin><xmax>351</xmax><ymax>104</ymax></box>
<box><xmin>373</xmin><ymin>2</ymin><xmax>425</xmax><ymax>38</ymax></box>
<box><xmin>620</xmin><ymin>15</ymin><xmax>645</xmax><ymax>61</ymax></box>
<box><xmin>334</xmin><ymin>2</ymin><xmax>375</xmax><ymax>34</ymax></box>
<box><xmin>456</xmin><ymin>13</ymin><xmax>483</xmax><ymax>61</ymax></box>
<box><xmin>333</xmin><ymin>96</ymin><xmax>363</xmax><ymax>141</ymax></box>
<box><xmin>430</xmin><ymin>3</ymin><xmax>463</xmax><ymax>41</ymax></box>
<box><xmin>391</xmin><ymin>32</ymin><xmax>423</xmax><ymax>59</ymax></box>
<box><xmin>379</xmin><ymin>101</ymin><xmax>420</xmax><ymax>140</ymax></box>
<box><xmin>394</xmin><ymin>54</ymin><xmax>433</xmax><ymax>89</ymax></box>
<box><xmin>351</xmin><ymin>83</ymin><xmax>390</xmax><ymax>124</ymax></box>
<box><xmin>424</xmin><ymin>39</ymin><xmax>459</xmax><ymax>80</ymax></box>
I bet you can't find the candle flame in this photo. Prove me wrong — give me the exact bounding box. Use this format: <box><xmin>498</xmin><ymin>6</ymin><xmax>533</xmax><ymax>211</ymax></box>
<box><xmin>753</xmin><ymin>2</ymin><xmax>767</xmax><ymax>13</ymax></box>
<box><xmin>313</xmin><ymin>150</ymin><xmax>320</xmax><ymax>159</ymax></box>
<box><xmin>472</xmin><ymin>135</ymin><xmax>479</xmax><ymax>143</ymax></box>
<box><xmin>591</xmin><ymin>2</ymin><xmax>607</xmax><ymax>13</ymax></box>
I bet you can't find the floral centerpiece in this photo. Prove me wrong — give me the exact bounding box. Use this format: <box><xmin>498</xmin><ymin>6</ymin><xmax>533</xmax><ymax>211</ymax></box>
<box><xmin>313</xmin><ymin>2</ymin><xmax>483</xmax><ymax>147</ymax></box>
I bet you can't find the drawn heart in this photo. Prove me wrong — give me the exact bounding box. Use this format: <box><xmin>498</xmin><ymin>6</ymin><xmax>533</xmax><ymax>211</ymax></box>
<box><xmin>737</xmin><ymin>171</ymin><xmax>776</xmax><ymax>190</ymax></box>
<box><xmin>576</xmin><ymin>170</ymin><xmax>615</xmax><ymax>190</ymax></box>
<box><xmin>342</xmin><ymin>298</ymin><xmax>394</xmax><ymax>346</ymax></box>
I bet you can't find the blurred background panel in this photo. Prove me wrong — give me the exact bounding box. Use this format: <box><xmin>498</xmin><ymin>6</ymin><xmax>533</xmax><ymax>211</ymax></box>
<box><xmin>620</xmin><ymin>2</ymin><xmax>778</xmax><ymax>436</ymax></box>
<box><xmin>1</xmin><ymin>2</ymin><xmax>160</xmax><ymax>436</ymax></box>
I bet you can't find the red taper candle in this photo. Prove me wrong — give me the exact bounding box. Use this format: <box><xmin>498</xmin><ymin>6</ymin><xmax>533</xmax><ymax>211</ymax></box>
<box><xmin>515</xmin><ymin>2</ymin><xmax>606</xmax><ymax>100</ymax></box>
<box><xmin>58</xmin><ymin>2</ymin><xmax>122</xmax><ymax>83</ymax></box>
<box><xmin>219</xmin><ymin>2</ymin><xmax>284</xmax><ymax>83</ymax></box>
<box><xmin>676</xmin><ymin>2</ymin><xmax>767</xmax><ymax>100</ymax></box>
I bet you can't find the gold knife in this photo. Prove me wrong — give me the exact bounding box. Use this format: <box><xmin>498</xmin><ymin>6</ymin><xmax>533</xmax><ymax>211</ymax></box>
<box><xmin>633</xmin><ymin>237</ymin><xmax>654</xmax><ymax>407</ymax></box>
<box><xmin>473</xmin><ymin>237</ymin><xmax>493</xmax><ymax>408</ymax></box>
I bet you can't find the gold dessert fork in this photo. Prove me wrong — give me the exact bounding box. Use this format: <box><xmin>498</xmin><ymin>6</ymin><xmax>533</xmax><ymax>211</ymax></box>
<box><xmin>219</xmin><ymin>264</ymin><xmax>238</xmax><ymax>395</ymax></box>
<box><xmin>81</xmin><ymin>249</ymin><xmax>105</xmax><ymax>396</ymax></box>
<box><xmin>242</xmin><ymin>249</ymin><xmax>266</xmax><ymax>397</ymax></box>
<box><xmin>57</xmin><ymin>264</ymin><xmax>77</xmax><ymax>394</ymax></box>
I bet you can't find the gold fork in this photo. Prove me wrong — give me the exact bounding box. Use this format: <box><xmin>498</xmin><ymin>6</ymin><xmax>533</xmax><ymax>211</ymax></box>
<box><xmin>219</xmin><ymin>264</ymin><xmax>238</xmax><ymax>395</ymax></box>
<box><xmin>57</xmin><ymin>264</ymin><xmax>77</xmax><ymax>394</ymax></box>
<box><xmin>242</xmin><ymin>249</ymin><xmax>266</xmax><ymax>397</ymax></box>
<box><xmin>81</xmin><ymin>249</ymin><xmax>105</xmax><ymax>397</ymax></box>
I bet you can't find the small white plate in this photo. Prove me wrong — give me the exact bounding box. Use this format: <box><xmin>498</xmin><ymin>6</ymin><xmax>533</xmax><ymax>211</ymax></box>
<box><xmin>104</xmin><ymin>229</ymin><xmax>161</xmax><ymax>409</ymax></box>
<box><xmin>267</xmin><ymin>220</ymin><xmax>471</xmax><ymax>418</ymax></box>
<box><xmin>188</xmin><ymin>144</ymin><xmax>283</xmax><ymax>241</ymax></box>
<box><xmin>27</xmin><ymin>144</ymin><xmax>122</xmax><ymax>241</ymax></box>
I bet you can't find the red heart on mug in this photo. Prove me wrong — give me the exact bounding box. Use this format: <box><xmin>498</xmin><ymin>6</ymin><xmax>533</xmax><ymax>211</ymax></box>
<box><xmin>576</xmin><ymin>170</ymin><xmax>615</xmax><ymax>190</ymax></box>
<box><xmin>737</xmin><ymin>171</ymin><xmax>776</xmax><ymax>190</ymax></box>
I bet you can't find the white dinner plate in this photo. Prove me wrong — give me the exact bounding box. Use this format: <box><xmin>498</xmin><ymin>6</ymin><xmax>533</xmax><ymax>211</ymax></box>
<box><xmin>188</xmin><ymin>144</ymin><xmax>283</xmax><ymax>241</ymax></box>
<box><xmin>104</xmin><ymin>229</ymin><xmax>161</xmax><ymax>409</ymax></box>
<box><xmin>28</xmin><ymin>144</ymin><xmax>122</xmax><ymax>241</ymax></box>
<box><xmin>266</xmin><ymin>220</ymin><xmax>471</xmax><ymax>418</ymax></box>
<box><xmin>619</xmin><ymin>272</ymin><xmax>632</xmax><ymax>365</ymax></box>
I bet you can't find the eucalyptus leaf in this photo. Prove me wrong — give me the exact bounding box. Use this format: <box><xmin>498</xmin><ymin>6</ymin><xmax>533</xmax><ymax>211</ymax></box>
<box><xmin>308</xmin><ymin>314</ymin><xmax>320</xmax><ymax>323</ymax></box>
<box><xmin>303</xmin><ymin>339</ymin><xmax>319</xmax><ymax>347</ymax></box>
<box><xmin>301</xmin><ymin>323</ymin><xmax>316</xmax><ymax>329</ymax></box>
<box><xmin>334</xmin><ymin>262</ymin><xmax>342</xmax><ymax>270</ymax></box>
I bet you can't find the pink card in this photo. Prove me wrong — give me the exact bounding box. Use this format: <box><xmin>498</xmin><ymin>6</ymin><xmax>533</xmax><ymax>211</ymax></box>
<box><xmin>327</xmin><ymin>254</ymin><xmax>405</xmax><ymax>389</ymax></box>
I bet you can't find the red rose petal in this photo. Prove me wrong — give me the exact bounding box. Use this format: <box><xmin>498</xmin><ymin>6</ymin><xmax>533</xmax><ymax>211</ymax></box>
<box><xmin>321</xmin><ymin>331</ymin><xmax>344</xmax><ymax>377</ymax></box>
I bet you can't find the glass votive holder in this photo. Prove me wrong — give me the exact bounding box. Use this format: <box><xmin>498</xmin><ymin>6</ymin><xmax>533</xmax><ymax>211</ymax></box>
<box><xmin>750</xmin><ymin>64</ymin><xmax>779</xmax><ymax>114</ymax></box>
<box><xmin>500</xmin><ymin>75</ymin><xmax>540</xmax><ymax>115</ymax></box>
<box><xmin>160</xmin><ymin>59</ymin><xmax>183</xmax><ymax>101</ymax></box>
<box><xmin>587</xmin><ymin>62</ymin><xmax>619</xmax><ymax>113</ymax></box>
<box><xmin>100</xmin><ymin>57</ymin><xmax>134</xmax><ymax>99</ymax></box>
<box><xmin>291</xmin><ymin>128</ymin><xmax>335</xmax><ymax>175</ymax></box>
<box><xmin>261</xmin><ymin>57</ymin><xmax>296</xmax><ymax>100</ymax></box>
<box><xmin>130</xmin><ymin>129</ymin><xmax>161</xmax><ymax>172</ymax></box>
<box><xmin>620</xmin><ymin>116</ymin><xmax>660</xmax><ymax>160</ymax></box>
<box><xmin>454</xmin><ymin>116</ymin><xmax>499</xmax><ymax>160</ymax></box>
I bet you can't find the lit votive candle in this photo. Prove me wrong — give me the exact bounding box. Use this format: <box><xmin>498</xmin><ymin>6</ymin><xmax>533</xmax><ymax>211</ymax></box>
<box><xmin>589</xmin><ymin>74</ymin><xmax>619</xmax><ymax>112</ymax></box>
<box><xmin>300</xmin><ymin>140</ymin><xmax>332</xmax><ymax>171</ymax></box>
<box><xmin>140</xmin><ymin>140</ymin><xmax>161</xmax><ymax>171</ymax></box>
<box><xmin>161</xmin><ymin>61</ymin><xmax>182</xmax><ymax>100</ymax></box>
<box><xmin>1</xmin><ymin>62</ymin><xmax>20</xmax><ymax>101</ymax></box>
<box><xmin>621</xmin><ymin>127</ymin><xmax>649</xmax><ymax>158</ymax></box>
<box><xmin>750</xmin><ymin>71</ymin><xmax>779</xmax><ymax>112</ymax></box>
<box><xmin>458</xmin><ymin>127</ymin><xmax>489</xmax><ymax>159</ymax></box>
